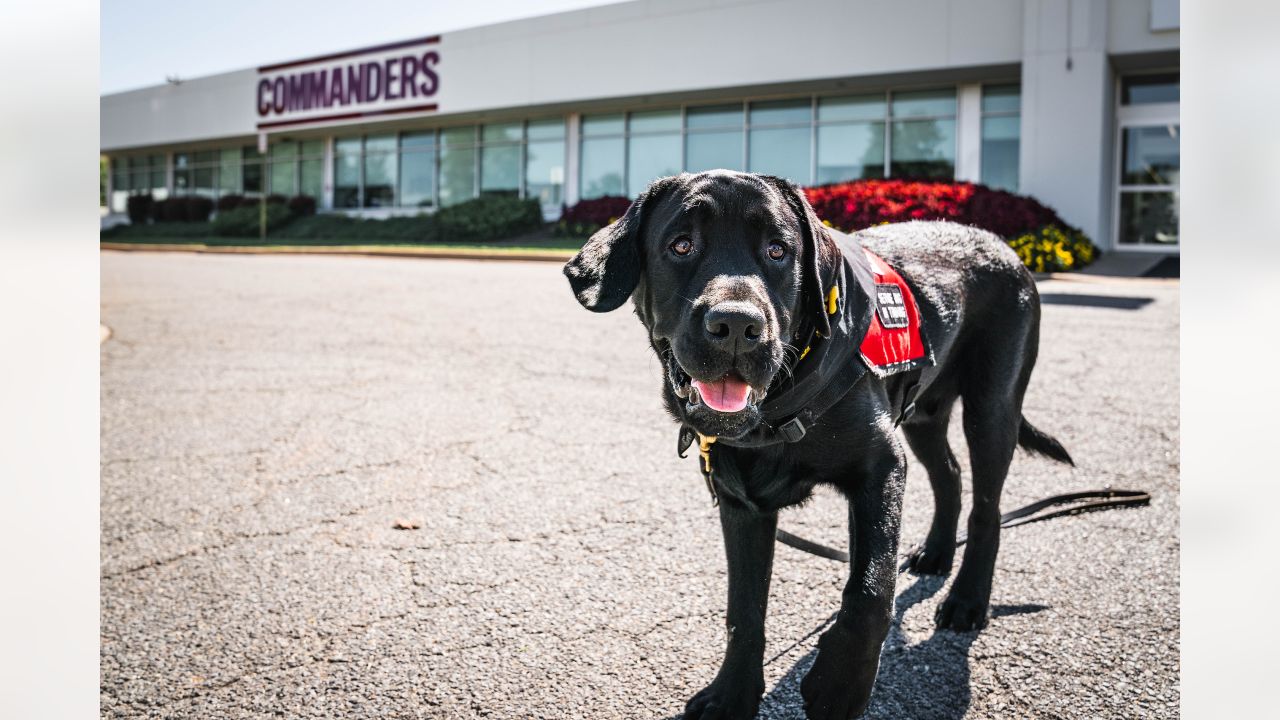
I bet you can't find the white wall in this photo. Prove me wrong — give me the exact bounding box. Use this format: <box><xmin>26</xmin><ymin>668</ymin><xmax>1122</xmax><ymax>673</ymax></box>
<box><xmin>102</xmin><ymin>0</ymin><xmax>1025</xmax><ymax>151</ymax></box>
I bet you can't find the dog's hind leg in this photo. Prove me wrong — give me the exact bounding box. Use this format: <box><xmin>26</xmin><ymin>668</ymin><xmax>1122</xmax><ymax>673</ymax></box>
<box><xmin>936</xmin><ymin>328</ymin><xmax>1035</xmax><ymax>631</ymax></box>
<box><xmin>901</xmin><ymin>402</ymin><xmax>962</xmax><ymax>576</ymax></box>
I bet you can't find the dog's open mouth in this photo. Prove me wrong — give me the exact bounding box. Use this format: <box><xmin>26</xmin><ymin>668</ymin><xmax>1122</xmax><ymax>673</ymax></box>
<box><xmin>670</xmin><ymin>363</ymin><xmax>767</xmax><ymax>415</ymax></box>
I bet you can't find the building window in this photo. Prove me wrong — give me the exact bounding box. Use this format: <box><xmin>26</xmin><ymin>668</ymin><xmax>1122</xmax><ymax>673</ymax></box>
<box><xmin>192</xmin><ymin>151</ymin><xmax>218</xmax><ymax>198</ymax></box>
<box><xmin>889</xmin><ymin>89</ymin><xmax>956</xmax><ymax>179</ymax></box>
<box><xmin>580</xmin><ymin>114</ymin><xmax>625</xmax><ymax>199</ymax></box>
<box><xmin>816</xmin><ymin>94</ymin><xmax>886</xmax><ymax>184</ymax></box>
<box><xmin>399</xmin><ymin>132</ymin><xmax>436</xmax><ymax>208</ymax></box>
<box><xmin>329</xmin><ymin>119</ymin><xmax>565</xmax><ymax>212</ymax></box>
<box><xmin>268</xmin><ymin>142</ymin><xmax>298</xmax><ymax>197</ymax></box>
<box><xmin>627</xmin><ymin>110</ymin><xmax>682</xmax><ymax>199</ymax></box>
<box><xmin>685</xmin><ymin>104</ymin><xmax>744</xmax><ymax>174</ymax></box>
<box><xmin>525</xmin><ymin>119</ymin><xmax>566</xmax><ymax>209</ymax></box>
<box><xmin>363</xmin><ymin>135</ymin><xmax>398</xmax><ymax>207</ymax></box>
<box><xmin>219</xmin><ymin>149</ymin><xmax>242</xmax><ymax>198</ymax></box>
<box><xmin>748</xmin><ymin>99</ymin><xmax>813</xmax><ymax>183</ymax></box>
<box><xmin>242</xmin><ymin>147</ymin><xmax>264</xmax><ymax>195</ymax></box>
<box><xmin>481</xmin><ymin>123</ymin><xmax>522</xmax><ymax>197</ymax></box>
<box><xmin>980</xmin><ymin>85</ymin><xmax>1020</xmax><ymax>191</ymax></box>
<box><xmin>439</xmin><ymin>127</ymin><xmax>478</xmax><ymax>207</ymax></box>
<box><xmin>1116</xmin><ymin>73</ymin><xmax>1179</xmax><ymax>246</ymax></box>
<box><xmin>333</xmin><ymin>138</ymin><xmax>361</xmax><ymax>208</ymax></box>
<box><xmin>299</xmin><ymin>141</ymin><xmax>323</xmax><ymax>200</ymax></box>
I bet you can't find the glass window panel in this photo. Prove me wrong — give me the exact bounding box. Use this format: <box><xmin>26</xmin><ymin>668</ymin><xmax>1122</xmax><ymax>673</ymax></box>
<box><xmin>748</xmin><ymin>126</ymin><xmax>811</xmax><ymax>182</ymax></box>
<box><xmin>401</xmin><ymin>131</ymin><xmax>436</xmax><ymax>150</ymax></box>
<box><xmin>481</xmin><ymin>143</ymin><xmax>520</xmax><ymax>195</ymax></box>
<box><xmin>173</xmin><ymin>154</ymin><xmax>190</xmax><ymax>170</ymax></box>
<box><xmin>525</xmin><ymin>139</ymin><xmax>565</xmax><ymax>208</ymax></box>
<box><xmin>335</xmin><ymin>137</ymin><xmax>362</xmax><ymax>156</ymax></box>
<box><xmin>482</xmin><ymin>122</ymin><xmax>522</xmax><ymax>143</ymax></box>
<box><xmin>438</xmin><ymin>143</ymin><xmax>477</xmax><ymax>206</ymax></box>
<box><xmin>269</xmin><ymin>142</ymin><xmax>297</xmax><ymax>196</ymax></box>
<box><xmin>300</xmin><ymin>158</ymin><xmax>323</xmax><ymax>200</ymax></box>
<box><xmin>363</xmin><ymin>141</ymin><xmax>397</xmax><ymax>207</ymax></box>
<box><xmin>194</xmin><ymin>151</ymin><xmax>217</xmax><ymax>165</ymax></box>
<box><xmin>1121</xmin><ymin>125</ymin><xmax>1179</xmax><ymax>186</ymax></box>
<box><xmin>890</xmin><ymin>118</ymin><xmax>955</xmax><ymax>178</ymax></box>
<box><xmin>629</xmin><ymin>109</ymin><xmax>681</xmax><ymax>134</ymax></box>
<box><xmin>399</xmin><ymin>146</ymin><xmax>435</xmax><ymax>208</ymax></box>
<box><xmin>442</xmin><ymin>126</ymin><xmax>477</xmax><ymax>146</ymax></box>
<box><xmin>818</xmin><ymin>95</ymin><xmax>885</xmax><ymax>122</ymax></box>
<box><xmin>749</xmin><ymin>99</ymin><xmax>811</xmax><ymax>126</ymax></box>
<box><xmin>193</xmin><ymin>166</ymin><xmax>216</xmax><ymax>193</ymax></box>
<box><xmin>580</xmin><ymin>136</ymin><xmax>625</xmax><ymax>199</ymax></box>
<box><xmin>1119</xmin><ymin>191</ymin><xmax>1179</xmax><ymax>245</ymax></box>
<box><xmin>526</xmin><ymin>118</ymin><xmax>566</xmax><ymax>141</ymax></box>
<box><xmin>981</xmin><ymin>85</ymin><xmax>1020</xmax><ymax>114</ymax></box>
<box><xmin>149</xmin><ymin>155</ymin><xmax>167</xmax><ymax>192</ymax></box>
<box><xmin>364</xmin><ymin>134</ymin><xmax>396</xmax><ymax>155</ymax></box>
<box><xmin>219</xmin><ymin>149</ymin><xmax>241</xmax><ymax>194</ymax></box>
<box><xmin>980</xmin><ymin>116</ymin><xmax>1020</xmax><ymax>191</ymax></box>
<box><xmin>816</xmin><ymin>122</ymin><xmax>885</xmax><ymax>184</ymax></box>
<box><xmin>1122</xmin><ymin>74</ymin><xmax>1179</xmax><ymax>105</ymax></box>
<box><xmin>242</xmin><ymin>161</ymin><xmax>262</xmax><ymax>195</ymax></box>
<box><xmin>242</xmin><ymin>147</ymin><xmax>263</xmax><ymax>162</ymax></box>
<box><xmin>300</xmin><ymin>140</ymin><xmax>324</xmax><ymax>158</ymax></box>
<box><xmin>582</xmin><ymin>114</ymin><xmax>625</xmax><ymax>136</ymax></box>
<box><xmin>687</xmin><ymin>104</ymin><xmax>743</xmax><ymax>130</ymax></box>
<box><xmin>333</xmin><ymin>151</ymin><xmax>360</xmax><ymax>208</ymax></box>
<box><xmin>891</xmin><ymin>89</ymin><xmax>956</xmax><ymax>118</ymax></box>
<box><xmin>627</xmin><ymin>133</ymin><xmax>681</xmax><ymax>197</ymax></box>
<box><xmin>685</xmin><ymin>130</ymin><xmax>744</xmax><ymax>173</ymax></box>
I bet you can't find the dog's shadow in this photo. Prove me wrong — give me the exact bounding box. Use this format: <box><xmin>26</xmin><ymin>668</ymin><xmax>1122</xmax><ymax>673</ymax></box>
<box><xmin>664</xmin><ymin>576</ymin><xmax>1047</xmax><ymax>719</ymax></box>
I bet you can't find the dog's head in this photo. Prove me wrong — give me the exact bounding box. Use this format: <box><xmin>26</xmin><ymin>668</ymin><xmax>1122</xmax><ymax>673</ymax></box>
<box><xmin>564</xmin><ymin>171</ymin><xmax>842</xmax><ymax>439</ymax></box>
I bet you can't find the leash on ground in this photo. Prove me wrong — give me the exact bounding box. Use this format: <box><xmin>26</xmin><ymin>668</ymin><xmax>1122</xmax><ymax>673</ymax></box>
<box><xmin>761</xmin><ymin>488</ymin><xmax>1151</xmax><ymax>668</ymax></box>
<box><xmin>773</xmin><ymin>488</ymin><xmax>1153</xmax><ymax>570</ymax></box>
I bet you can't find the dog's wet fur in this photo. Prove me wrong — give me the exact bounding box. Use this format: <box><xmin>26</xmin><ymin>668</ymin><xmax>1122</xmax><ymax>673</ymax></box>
<box><xmin>564</xmin><ymin>171</ymin><xmax>1073</xmax><ymax>719</ymax></box>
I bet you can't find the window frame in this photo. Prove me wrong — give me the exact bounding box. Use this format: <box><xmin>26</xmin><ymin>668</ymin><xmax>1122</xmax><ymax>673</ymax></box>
<box><xmin>1111</xmin><ymin>70</ymin><xmax>1181</xmax><ymax>251</ymax></box>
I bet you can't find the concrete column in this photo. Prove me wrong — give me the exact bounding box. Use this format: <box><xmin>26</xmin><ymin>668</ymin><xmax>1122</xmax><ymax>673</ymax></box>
<box><xmin>1019</xmin><ymin>0</ymin><xmax>1114</xmax><ymax>248</ymax></box>
<box><xmin>955</xmin><ymin>83</ymin><xmax>983</xmax><ymax>183</ymax></box>
<box><xmin>564</xmin><ymin>113</ymin><xmax>581</xmax><ymax>207</ymax></box>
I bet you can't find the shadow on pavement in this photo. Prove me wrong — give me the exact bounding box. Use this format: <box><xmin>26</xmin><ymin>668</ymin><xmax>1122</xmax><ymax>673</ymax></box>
<box><xmin>1039</xmin><ymin>293</ymin><xmax>1154</xmax><ymax>310</ymax></box>
<box><xmin>666</xmin><ymin>576</ymin><xmax>1051</xmax><ymax>719</ymax></box>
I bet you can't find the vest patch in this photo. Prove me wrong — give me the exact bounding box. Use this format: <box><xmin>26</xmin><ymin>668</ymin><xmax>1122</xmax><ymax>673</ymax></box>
<box><xmin>859</xmin><ymin>249</ymin><xmax>933</xmax><ymax>377</ymax></box>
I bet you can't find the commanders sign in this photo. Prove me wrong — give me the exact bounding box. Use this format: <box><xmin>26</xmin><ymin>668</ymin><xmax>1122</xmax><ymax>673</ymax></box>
<box><xmin>256</xmin><ymin>36</ymin><xmax>440</xmax><ymax>130</ymax></box>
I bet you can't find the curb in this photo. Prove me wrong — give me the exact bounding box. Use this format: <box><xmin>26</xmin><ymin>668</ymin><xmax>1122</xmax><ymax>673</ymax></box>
<box><xmin>100</xmin><ymin>242</ymin><xmax>576</xmax><ymax>263</ymax></box>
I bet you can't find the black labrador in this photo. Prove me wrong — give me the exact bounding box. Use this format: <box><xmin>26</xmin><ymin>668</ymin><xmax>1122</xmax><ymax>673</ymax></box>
<box><xmin>563</xmin><ymin>171</ymin><xmax>1072</xmax><ymax>719</ymax></box>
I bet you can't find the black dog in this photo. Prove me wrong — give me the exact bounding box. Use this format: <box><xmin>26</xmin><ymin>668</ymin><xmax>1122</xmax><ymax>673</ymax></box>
<box><xmin>563</xmin><ymin>171</ymin><xmax>1072</xmax><ymax>719</ymax></box>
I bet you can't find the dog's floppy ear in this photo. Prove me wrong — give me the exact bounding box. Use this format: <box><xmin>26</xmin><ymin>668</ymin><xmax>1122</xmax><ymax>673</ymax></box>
<box><xmin>563</xmin><ymin>177</ymin><xmax>677</xmax><ymax>312</ymax></box>
<box><xmin>764</xmin><ymin>176</ymin><xmax>840</xmax><ymax>338</ymax></box>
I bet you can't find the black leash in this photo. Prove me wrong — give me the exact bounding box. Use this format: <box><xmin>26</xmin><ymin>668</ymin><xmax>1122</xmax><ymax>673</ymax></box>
<box><xmin>772</xmin><ymin>488</ymin><xmax>1152</xmax><ymax>571</ymax></box>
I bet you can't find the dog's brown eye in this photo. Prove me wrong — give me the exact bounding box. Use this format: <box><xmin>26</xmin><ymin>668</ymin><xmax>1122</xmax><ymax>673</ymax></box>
<box><xmin>767</xmin><ymin>242</ymin><xmax>787</xmax><ymax>261</ymax></box>
<box><xmin>670</xmin><ymin>237</ymin><xmax>694</xmax><ymax>256</ymax></box>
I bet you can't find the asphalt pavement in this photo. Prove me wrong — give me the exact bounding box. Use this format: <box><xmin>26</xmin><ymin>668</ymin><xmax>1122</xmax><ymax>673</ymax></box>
<box><xmin>101</xmin><ymin>251</ymin><xmax>1179</xmax><ymax>719</ymax></box>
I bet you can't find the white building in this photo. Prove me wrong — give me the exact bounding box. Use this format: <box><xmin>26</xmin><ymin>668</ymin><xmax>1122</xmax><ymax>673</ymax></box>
<box><xmin>100</xmin><ymin>0</ymin><xmax>1180</xmax><ymax>252</ymax></box>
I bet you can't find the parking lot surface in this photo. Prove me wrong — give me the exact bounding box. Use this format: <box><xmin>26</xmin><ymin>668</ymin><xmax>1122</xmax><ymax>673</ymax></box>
<box><xmin>101</xmin><ymin>251</ymin><xmax>1179</xmax><ymax>718</ymax></box>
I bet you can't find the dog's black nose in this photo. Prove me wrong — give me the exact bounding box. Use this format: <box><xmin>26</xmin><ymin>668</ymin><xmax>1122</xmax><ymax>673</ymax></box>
<box><xmin>704</xmin><ymin>302</ymin><xmax>765</xmax><ymax>347</ymax></box>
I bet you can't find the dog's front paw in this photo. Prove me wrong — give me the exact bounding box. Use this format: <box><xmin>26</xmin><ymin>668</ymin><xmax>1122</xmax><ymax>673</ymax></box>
<box><xmin>934</xmin><ymin>589</ymin><xmax>989</xmax><ymax>631</ymax></box>
<box><xmin>904</xmin><ymin>541</ymin><xmax>954</xmax><ymax>576</ymax></box>
<box><xmin>800</xmin><ymin>623</ymin><xmax>881</xmax><ymax>719</ymax></box>
<box><xmin>683</xmin><ymin>671</ymin><xmax>764</xmax><ymax>720</ymax></box>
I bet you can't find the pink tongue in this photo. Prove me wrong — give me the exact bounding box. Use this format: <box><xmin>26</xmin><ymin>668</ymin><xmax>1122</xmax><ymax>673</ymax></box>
<box><xmin>692</xmin><ymin>376</ymin><xmax>753</xmax><ymax>413</ymax></box>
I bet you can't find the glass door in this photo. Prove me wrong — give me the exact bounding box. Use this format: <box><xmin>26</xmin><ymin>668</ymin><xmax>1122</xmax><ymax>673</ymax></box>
<box><xmin>1114</xmin><ymin>73</ymin><xmax>1180</xmax><ymax>250</ymax></box>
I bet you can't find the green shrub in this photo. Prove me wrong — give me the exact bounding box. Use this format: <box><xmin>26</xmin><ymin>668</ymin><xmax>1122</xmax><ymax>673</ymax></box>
<box><xmin>211</xmin><ymin>204</ymin><xmax>294</xmax><ymax>237</ymax></box>
<box><xmin>1007</xmin><ymin>225</ymin><xmax>1100</xmax><ymax>273</ymax></box>
<box><xmin>101</xmin><ymin>221</ymin><xmax>212</xmax><ymax>240</ymax></box>
<box><xmin>435</xmin><ymin>195</ymin><xmax>544</xmax><ymax>242</ymax></box>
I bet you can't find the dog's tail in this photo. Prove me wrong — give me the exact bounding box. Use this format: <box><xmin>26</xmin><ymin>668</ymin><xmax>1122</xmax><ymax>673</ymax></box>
<box><xmin>1017</xmin><ymin>416</ymin><xmax>1074</xmax><ymax>466</ymax></box>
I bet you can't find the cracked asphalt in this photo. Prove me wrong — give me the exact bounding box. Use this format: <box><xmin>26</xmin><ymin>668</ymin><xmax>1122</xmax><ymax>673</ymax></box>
<box><xmin>101</xmin><ymin>251</ymin><xmax>1179</xmax><ymax>719</ymax></box>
